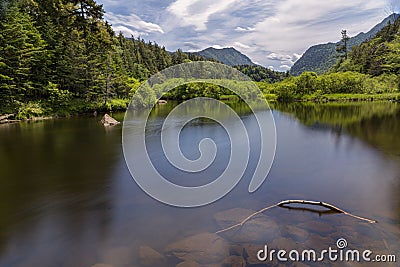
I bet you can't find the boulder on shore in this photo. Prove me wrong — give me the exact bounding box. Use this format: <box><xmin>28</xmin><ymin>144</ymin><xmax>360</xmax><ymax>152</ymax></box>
<box><xmin>101</xmin><ymin>114</ymin><xmax>120</xmax><ymax>126</ymax></box>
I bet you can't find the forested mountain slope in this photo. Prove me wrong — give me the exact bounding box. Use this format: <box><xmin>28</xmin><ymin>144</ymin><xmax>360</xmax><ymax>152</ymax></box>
<box><xmin>290</xmin><ymin>13</ymin><xmax>400</xmax><ymax>76</ymax></box>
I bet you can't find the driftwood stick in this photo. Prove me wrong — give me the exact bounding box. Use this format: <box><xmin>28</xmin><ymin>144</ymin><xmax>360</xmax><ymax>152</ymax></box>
<box><xmin>216</xmin><ymin>199</ymin><xmax>377</xmax><ymax>234</ymax></box>
<box><xmin>277</xmin><ymin>200</ymin><xmax>345</xmax><ymax>213</ymax></box>
<box><xmin>0</xmin><ymin>119</ymin><xmax>21</xmax><ymax>124</ymax></box>
<box><xmin>216</xmin><ymin>203</ymin><xmax>278</xmax><ymax>234</ymax></box>
<box><xmin>0</xmin><ymin>114</ymin><xmax>15</xmax><ymax>121</ymax></box>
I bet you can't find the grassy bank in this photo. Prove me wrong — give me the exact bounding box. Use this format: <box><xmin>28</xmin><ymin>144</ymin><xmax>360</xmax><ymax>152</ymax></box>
<box><xmin>265</xmin><ymin>92</ymin><xmax>400</xmax><ymax>102</ymax></box>
<box><xmin>299</xmin><ymin>92</ymin><xmax>400</xmax><ymax>102</ymax></box>
<box><xmin>0</xmin><ymin>98</ymin><xmax>130</xmax><ymax>121</ymax></box>
<box><xmin>2</xmin><ymin>92</ymin><xmax>399</xmax><ymax>122</ymax></box>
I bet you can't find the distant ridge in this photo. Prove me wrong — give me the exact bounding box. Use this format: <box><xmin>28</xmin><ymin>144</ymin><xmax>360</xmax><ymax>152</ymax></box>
<box><xmin>192</xmin><ymin>47</ymin><xmax>256</xmax><ymax>66</ymax></box>
<box><xmin>290</xmin><ymin>13</ymin><xmax>400</xmax><ymax>76</ymax></box>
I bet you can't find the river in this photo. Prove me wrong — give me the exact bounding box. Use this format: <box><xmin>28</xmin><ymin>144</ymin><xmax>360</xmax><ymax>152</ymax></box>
<box><xmin>0</xmin><ymin>101</ymin><xmax>399</xmax><ymax>266</ymax></box>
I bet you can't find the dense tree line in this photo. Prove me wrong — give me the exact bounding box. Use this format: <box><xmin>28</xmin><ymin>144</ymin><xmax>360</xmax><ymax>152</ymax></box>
<box><xmin>233</xmin><ymin>65</ymin><xmax>287</xmax><ymax>82</ymax></box>
<box><xmin>2</xmin><ymin>0</ymin><xmax>398</xmax><ymax>118</ymax></box>
<box><xmin>0</xmin><ymin>0</ymin><xmax>211</xmax><ymax>116</ymax></box>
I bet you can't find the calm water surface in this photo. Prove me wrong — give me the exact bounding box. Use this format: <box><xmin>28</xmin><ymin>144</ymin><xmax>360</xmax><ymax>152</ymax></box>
<box><xmin>0</xmin><ymin>102</ymin><xmax>399</xmax><ymax>266</ymax></box>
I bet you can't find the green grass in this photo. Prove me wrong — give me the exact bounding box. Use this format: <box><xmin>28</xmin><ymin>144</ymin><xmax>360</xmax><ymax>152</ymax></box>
<box><xmin>219</xmin><ymin>94</ymin><xmax>240</xmax><ymax>101</ymax></box>
<box><xmin>6</xmin><ymin>98</ymin><xmax>131</xmax><ymax>120</ymax></box>
<box><xmin>297</xmin><ymin>92</ymin><xmax>400</xmax><ymax>102</ymax></box>
<box><xmin>263</xmin><ymin>93</ymin><xmax>278</xmax><ymax>101</ymax></box>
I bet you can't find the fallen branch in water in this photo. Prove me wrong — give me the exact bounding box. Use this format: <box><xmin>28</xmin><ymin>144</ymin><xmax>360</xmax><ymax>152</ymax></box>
<box><xmin>0</xmin><ymin>114</ymin><xmax>14</xmax><ymax>121</ymax></box>
<box><xmin>215</xmin><ymin>199</ymin><xmax>377</xmax><ymax>234</ymax></box>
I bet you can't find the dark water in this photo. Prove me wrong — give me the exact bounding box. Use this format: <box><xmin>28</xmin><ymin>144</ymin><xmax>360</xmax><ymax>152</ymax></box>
<box><xmin>0</xmin><ymin>102</ymin><xmax>399</xmax><ymax>267</ymax></box>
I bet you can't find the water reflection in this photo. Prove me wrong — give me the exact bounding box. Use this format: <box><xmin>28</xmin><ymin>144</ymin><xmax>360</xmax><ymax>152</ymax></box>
<box><xmin>0</xmin><ymin>118</ymin><xmax>121</xmax><ymax>266</ymax></box>
<box><xmin>0</xmin><ymin>101</ymin><xmax>399</xmax><ymax>266</ymax></box>
<box><xmin>272</xmin><ymin>101</ymin><xmax>400</xmax><ymax>223</ymax></box>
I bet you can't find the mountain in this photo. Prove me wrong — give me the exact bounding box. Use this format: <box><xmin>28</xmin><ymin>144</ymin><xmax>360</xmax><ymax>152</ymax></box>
<box><xmin>192</xmin><ymin>47</ymin><xmax>256</xmax><ymax>66</ymax></box>
<box><xmin>336</xmin><ymin>15</ymin><xmax>400</xmax><ymax>76</ymax></box>
<box><xmin>290</xmin><ymin>13</ymin><xmax>400</xmax><ymax>76</ymax></box>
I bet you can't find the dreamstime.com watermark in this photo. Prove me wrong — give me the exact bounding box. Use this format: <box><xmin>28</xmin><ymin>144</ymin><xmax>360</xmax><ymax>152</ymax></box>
<box><xmin>122</xmin><ymin>62</ymin><xmax>276</xmax><ymax>207</ymax></box>
<box><xmin>257</xmin><ymin>238</ymin><xmax>396</xmax><ymax>263</ymax></box>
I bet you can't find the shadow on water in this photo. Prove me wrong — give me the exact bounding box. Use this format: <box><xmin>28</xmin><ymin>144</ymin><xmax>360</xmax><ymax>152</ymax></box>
<box><xmin>0</xmin><ymin>117</ymin><xmax>122</xmax><ymax>266</ymax></box>
<box><xmin>0</xmin><ymin>101</ymin><xmax>398</xmax><ymax>266</ymax></box>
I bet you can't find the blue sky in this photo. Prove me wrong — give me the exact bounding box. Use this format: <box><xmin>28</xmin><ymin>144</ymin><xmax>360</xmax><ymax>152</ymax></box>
<box><xmin>98</xmin><ymin>0</ymin><xmax>398</xmax><ymax>71</ymax></box>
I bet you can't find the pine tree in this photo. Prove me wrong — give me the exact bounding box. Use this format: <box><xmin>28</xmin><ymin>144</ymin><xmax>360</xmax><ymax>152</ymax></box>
<box><xmin>0</xmin><ymin>1</ymin><xmax>46</xmax><ymax>102</ymax></box>
<box><xmin>336</xmin><ymin>29</ymin><xmax>350</xmax><ymax>60</ymax></box>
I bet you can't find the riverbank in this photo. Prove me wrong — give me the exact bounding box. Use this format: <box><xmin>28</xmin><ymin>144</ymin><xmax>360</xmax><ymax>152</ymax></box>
<box><xmin>264</xmin><ymin>92</ymin><xmax>400</xmax><ymax>102</ymax></box>
<box><xmin>1</xmin><ymin>92</ymin><xmax>399</xmax><ymax>123</ymax></box>
<box><xmin>0</xmin><ymin>98</ymin><xmax>130</xmax><ymax>123</ymax></box>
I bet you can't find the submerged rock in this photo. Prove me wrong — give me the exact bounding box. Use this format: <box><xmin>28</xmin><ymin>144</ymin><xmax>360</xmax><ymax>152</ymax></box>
<box><xmin>90</xmin><ymin>264</ymin><xmax>115</xmax><ymax>267</ymax></box>
<box><xmin>280</xmin><ymin>225</ymin><xmax>309</xmax><ymax>242</ymax></box>
<box><xmin>222</xmin><ymin>255</ymin><xmax>246</xmax><ymax>267</ymax></box>
<box><xmin>176</xmin><ymin>261</ymin><xmax>201</xmax><ymax>267</ymax></box>
<box><xmin>99</xmin><ymin>246</ymin><xmax>132</xmax><ymax>266</ymax></box>
<box><xmin>298</xmin><ymin>220</ymin><xmax>334</xmax><ymax>234</ymax></box>
<box><xmin>242</xmin><ymin>244</ymin><xmax>265</xmax><ymax>266</ymax></box>
<box><xmin>101</xmin><ymin>114</ymin><xmax>120</xmax><ymax>126</ymax></box>
<box><xmin>164</xmin><ymin>232</ymin><xmax>229</xmax><ymax>264</ymax></box>
<box><xmin>214</xmin><ymin>208</ymin><xmax>279</xmax><ymax>243</ymax></box>
<box><xmin>139</xmin><ymin>245</ymin><xmax>166</xmax><ymax>267</ymax></box>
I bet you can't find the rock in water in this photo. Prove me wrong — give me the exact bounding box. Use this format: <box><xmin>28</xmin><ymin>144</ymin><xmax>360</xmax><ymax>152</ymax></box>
<box><xmin>222</xmin><ymin>255</ymin><xmax>246</xmax><ymax>267</ymax></box>
<box><xmin>99</xmin><ymin>246</ymin><xmax>132</xmax><ymax>266</ymax></box>
<box><xmin>101</xmin><ymin>114</ymin><xmax>120</xmax><ymax>127</ymax></box>
<box><xmin>164</xmin><ymin>232</ymin><xmax>229</xmax><ymax>264</ymax></box>
<box><xmin>176</xmin><ymin>261</ymin><xmax>201</xmax><ymax>267</ymax></box>
<box><xmin>90</xmin><ymin>264</ymin><xmax>115</xmax><ymax>267</ymax></box>
<box><xmin>139</xmin><ymin>245</ymin><xmax>166</xmax><ymax>267</ymax></box>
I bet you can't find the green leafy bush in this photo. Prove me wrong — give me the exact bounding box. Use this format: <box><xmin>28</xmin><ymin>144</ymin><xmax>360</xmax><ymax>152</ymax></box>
<box><xmin>16</xmin><ymin>102</ymin><xmax>45</xmax><ymax>119</ymax></box>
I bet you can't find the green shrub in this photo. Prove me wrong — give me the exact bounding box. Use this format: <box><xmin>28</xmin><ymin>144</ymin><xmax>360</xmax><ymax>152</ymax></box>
<box><xmin>16</xmin><ymin>102</ymin><xmax>45</xmax><ymax>119</ymax></box>
<box><xmin>105</xmin><ymin>98</ymin><xmax>129</xmax><ymax>111</ymax></box>
<box><xmin>219</xmin><ymin>95</ymin><xmax>239</xmax><ymax>101</ymax></box>
<box><xmin>45</xmin><ymin>82</ymin><xmax>72</xmax><ymax>107</ymax></box>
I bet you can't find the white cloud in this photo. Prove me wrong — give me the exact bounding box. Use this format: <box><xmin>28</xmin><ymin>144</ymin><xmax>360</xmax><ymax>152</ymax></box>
<box><xmin>166</xmin><ymin>0</ymin><xmax>238</xmax><ymax>31</ymax></box>
<box><xmin>293</xmin><ymin>53</ymin><xmax>303</xmax><ymax>61</ymax></box>
<box><xmin>235</xmin><ymin>26</ymin><xmax>255</xmax><ymax>32</ymax></box>
<box><xmin>211</xmin><ymin>44</ymin><xmax>224</xmax><ymax>49</ymax></box>
<box><xmin>280</xmin><ymin>65</ymin><xmax>291</xmax><ymax>70</ymax></box>
<box><xmin>265</xmin><ymin>52</ymin><xmax>303</xmax><ymax>68</ymax></box>
<box><xmin>99</xmin><ymin>0</ymin><xmax>389</xmax><ymax>71</ymax></box>
<box><xmin>104</xmin><ymin>12</ymin><xmax>164</xmax><ymax>37</ymax></box>
<box><xmin>248</xmin><ymin>0</ymin><xmax>385</xmax><ymax>52</ymax></box>
<box><xmin>234</xmin><ymin>42</ymin><xmax>250</xmax><ymax>49</ymax></box>
<box><xmin>267</xmin><ymin>53</ymin><xmax>292</xmax><ymax>61</ymax></box>
<box><xmin>112</xmin><ymin>25</ymin><xmax>141</xmax><ymax>37</ymax></box>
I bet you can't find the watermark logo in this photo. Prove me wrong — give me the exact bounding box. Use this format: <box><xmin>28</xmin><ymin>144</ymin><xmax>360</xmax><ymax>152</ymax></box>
<box><xmin>122</xmin><ymin>62</ymin><xmax>276</xmax><ymax>207</ymax></box>
<box><xmin>257</xmin><ymin>238</ymin><xmax>396</xmax><ymax>263</ymax></box>
<box><xmin>336</xmin><ymin>237</ymin><xmax>347</xmax><ymax>249</ymax></box>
